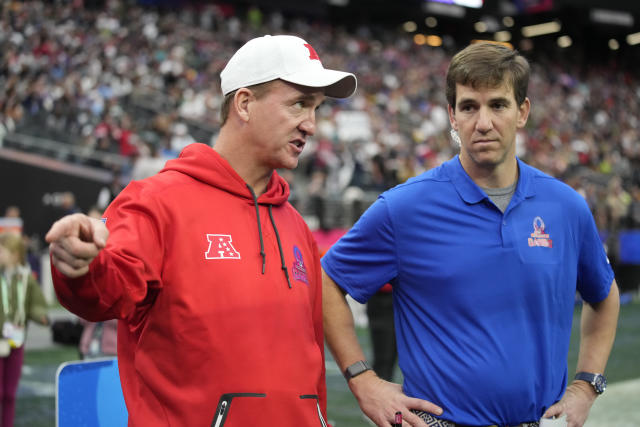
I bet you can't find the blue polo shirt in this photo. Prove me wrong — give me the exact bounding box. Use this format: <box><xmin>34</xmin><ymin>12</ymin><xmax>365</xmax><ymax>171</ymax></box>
<box><xmin>322</xmin><ymin>156</ymin><xmax>613</xmax><ymax>425</ymax></box>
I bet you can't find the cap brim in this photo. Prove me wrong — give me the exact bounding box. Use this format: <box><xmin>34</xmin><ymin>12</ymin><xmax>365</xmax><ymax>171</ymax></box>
<box><xmin>282</xmin><ymin>68</ymin><xmax>357</xmax><ymax>99</ymax></box>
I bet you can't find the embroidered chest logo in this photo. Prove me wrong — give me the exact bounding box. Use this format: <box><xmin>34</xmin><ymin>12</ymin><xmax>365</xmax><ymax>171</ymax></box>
<box><xmin>292</xmin><ymin>245</ymin><xmax>309</xmax><ymax>285</ymax></box>
<box><xmin>528</xmin><ymin>216</ymin><xmax>553</xmax><ymax>248</ymax></box>
<box><xmin>205</xmin><ymin>234</ymin><xmax>241</xmax><ymax>259</ymax></box>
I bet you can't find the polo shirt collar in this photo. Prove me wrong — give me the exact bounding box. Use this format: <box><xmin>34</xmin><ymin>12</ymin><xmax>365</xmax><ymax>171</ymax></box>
<box><xmin>446</xmin><ymin>155</ymin><xmax>536</xmax><ymax>205</ymax></box>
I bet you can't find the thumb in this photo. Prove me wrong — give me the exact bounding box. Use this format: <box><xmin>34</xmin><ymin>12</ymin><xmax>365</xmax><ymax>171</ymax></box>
<box><xmin>542</xmin><ymin>401</ymin><xmax>564</xmax><ymax>419</ymax></box>
<box><xmin>77</xmin><ymin>217</ymin><xmax>109</xmax><ymax>248</ymax></box>
<box><xmin>91</xmin><ymin>219</ymin><xmax>109</xmax><ymax>248</ymax></box>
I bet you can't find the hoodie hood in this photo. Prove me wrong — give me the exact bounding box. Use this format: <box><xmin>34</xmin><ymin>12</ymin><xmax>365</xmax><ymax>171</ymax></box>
<box><xmin>161</xmin><ymin>143</ymin><xmax>293</xmax><ymax>288</ymax></box>
<box><xmin>161</xmin><ymin>143</ymin><xmax>290</xmax><ymax>206</ymax></box>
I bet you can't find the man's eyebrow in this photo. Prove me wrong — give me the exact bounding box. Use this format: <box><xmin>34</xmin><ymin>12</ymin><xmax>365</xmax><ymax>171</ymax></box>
<box><xmin>292</xmin><ymin>92</ymin><xmax>324</xmax><ymax>105</ymax></box>
<box><xmin>457</xmin><ymin>97</ymin><xmax>477</xmax><ymax>106</ymax></box>
<box><xmin>458</xmin><ymin>96</ymin><xmax>512</xmax><ymax>105</ymax></box>
<box><xmin>490</xmin><ymin>96</ymin><xmax>512</xmax><ymax>104</ymax></box>
<box><xmin>298</xmin><ymin>93</ymin><xmax>321</xmax><ymax>101</ymax></box>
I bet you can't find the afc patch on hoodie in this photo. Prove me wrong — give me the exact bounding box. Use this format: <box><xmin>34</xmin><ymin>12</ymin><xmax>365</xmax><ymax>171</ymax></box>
<box><xmin>205</xmin><ymin>234</ymin><xmax>241</xmax><ymax>259</ymax></box>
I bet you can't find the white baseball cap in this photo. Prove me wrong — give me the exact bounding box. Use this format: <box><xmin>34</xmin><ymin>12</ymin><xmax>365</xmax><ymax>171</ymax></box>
<box><xmin>220</xmin><ymin>35</ymin><xmax>357</xmax><ymax>98</ymax></box>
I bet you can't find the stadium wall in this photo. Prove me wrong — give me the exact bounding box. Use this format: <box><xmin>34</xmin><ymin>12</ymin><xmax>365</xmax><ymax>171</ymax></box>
<box><xmin>0</xmin><ymin>148</ymin><xmax>109</xmax><ymax>242</ymax></box>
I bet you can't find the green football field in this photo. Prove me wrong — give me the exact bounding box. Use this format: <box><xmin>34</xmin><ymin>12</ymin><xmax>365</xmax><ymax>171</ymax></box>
<box><xmin>15</xmin><ymin>300</ymin><xmax>640</xmax><ymax>426</ymax></box>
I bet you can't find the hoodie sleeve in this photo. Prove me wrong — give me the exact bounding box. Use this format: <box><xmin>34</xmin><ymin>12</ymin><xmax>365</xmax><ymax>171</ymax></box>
<box><xmin>52</xmin><ymin>181</ymin><xmax>164</xmax><ymax>322</ymax></box>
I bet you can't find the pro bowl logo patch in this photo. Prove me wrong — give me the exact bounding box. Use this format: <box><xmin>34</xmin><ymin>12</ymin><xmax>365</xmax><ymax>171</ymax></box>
<box><xmin>292</xmin><ymin>245</ymin><xmax>309</xmax><ymax>285</ymax></box>
<box><xmin>528</xmin><ymin>216</ymin><xmax>553</xmax><ymax>248</ymax></box>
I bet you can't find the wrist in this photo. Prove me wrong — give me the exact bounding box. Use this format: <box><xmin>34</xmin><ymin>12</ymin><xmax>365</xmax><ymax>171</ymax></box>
<box><xmin>343</xmin><ymin>360</ymin><xmax>372</xmax><ymax>382</ymax></box>
<box><xmin>570</xmin><ymin>379</ymin><xmax>598</xmax><ymax>399</ymax></box>
<box><xmin>346</xmin><ymin>368</ymin><xmax>378</xmax><ymax>394</ymax></box>
<box><xmin>573</xmin><ymin>372</ymin><xmax>607</xmax><ymax>396</ymax></box>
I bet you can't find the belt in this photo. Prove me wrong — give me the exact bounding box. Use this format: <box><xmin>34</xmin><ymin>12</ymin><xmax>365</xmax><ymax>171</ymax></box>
<box><xmin>411</xmin><ymin>410</ymin><xmax>540</xmax><ymax>427</ymax></box>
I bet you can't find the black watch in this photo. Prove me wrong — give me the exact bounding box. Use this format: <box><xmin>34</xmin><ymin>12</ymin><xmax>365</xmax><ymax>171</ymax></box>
<box><xmin>343</xmin><ymin>360</ymin><xmax>371</xmax><ymax>381</ymax></box>
<box><xmin>574</xmin><ymin>372</ymin><xmax>607</xmax><ymax>395</ymax></box>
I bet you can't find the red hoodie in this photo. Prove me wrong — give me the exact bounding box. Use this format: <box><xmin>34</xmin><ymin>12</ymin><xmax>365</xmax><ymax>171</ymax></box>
<box><xmin>52</xmin><ymin>143</ymin><xmax>328</xmax><ymax>426</ymax></box>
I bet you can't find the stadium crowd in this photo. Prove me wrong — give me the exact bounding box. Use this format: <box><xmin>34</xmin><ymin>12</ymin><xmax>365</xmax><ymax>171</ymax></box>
<box><xmin>1</xmin><ymin>0</ymin><xmax>639</xmax><ymax>239</ymax></box>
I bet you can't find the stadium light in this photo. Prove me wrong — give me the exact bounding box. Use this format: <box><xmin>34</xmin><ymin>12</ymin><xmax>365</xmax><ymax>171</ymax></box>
<box><xmin>557</xmin><ymin>35</ymin><xmax>572</xmax><ymax>48</ymax></box>
<box><xmin>423</xmin><ymin>2</ymin><xmax>466</xmax><ymax>18</ymax></box>
<box><xmin>521</xmin><ymin>21</ymin><xmax>561</xmax><ymax>38</ymax></box>
<box><xmin>609</xmin><ymin>39</ymin><xmax>620</xmax><ymax>50</ymax></box>
<box><xmin>590</xmin><ymin>9</ymin><xmax>633</xmax><ymax>27</ymax></box>
<box><xmin>425</xmin><ymin>17</ymin><xmax>438</xmax><ymax>28</ymax></box>
<box><xmin>503</xmin><ymin>16</ymin><xmax>514</xmax><ymax>28</ymax></box>
<box><xmin>426</xmin><ymin>35</ymin><xmax>443</xmax><ymax>47</ymax></box>
<box><xmin>403</xmin><ymin>21</ymin><xmax>418</xmax><ymax>32</ymax></box>
<box><xmin>495</xmin><ymin>31</ymin><xmax>512</xmax><ymax>42</ymax></box>
<box><xmin>627</xmin><ymin>32</ymin><xmax>640</xmax><ymax>45</ymax></box>
<box><xmin>474</xmin><ymin>21</ymin><xmax>488</xmax><ymax>33</ymax></box>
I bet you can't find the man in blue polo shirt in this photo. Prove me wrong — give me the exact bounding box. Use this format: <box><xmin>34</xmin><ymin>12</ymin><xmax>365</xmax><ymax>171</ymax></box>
<box><xmin>322</xmin><ymin>43</ymin><xmax>620</xmax><ymax>427</ymax></box>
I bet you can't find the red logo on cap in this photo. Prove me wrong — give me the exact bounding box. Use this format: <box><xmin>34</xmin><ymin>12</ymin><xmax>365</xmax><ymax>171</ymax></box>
<box><xmin>304</xmin><ymin>43</ymin><xmax>320</xmax><ymax>61</ymax></box>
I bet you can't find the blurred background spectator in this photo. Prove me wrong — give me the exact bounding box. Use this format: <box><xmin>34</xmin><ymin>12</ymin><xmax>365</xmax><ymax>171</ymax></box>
<box><xmin>0</xmin><ymin>0</ymin><xmax>639</xmax><ymax>291</ymax></box>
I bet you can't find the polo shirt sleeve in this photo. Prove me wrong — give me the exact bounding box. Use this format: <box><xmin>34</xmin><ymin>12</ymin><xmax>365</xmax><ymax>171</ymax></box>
<box><xmin>321</xmin><ymin>195</ymin><xmax>396</xmax><ymax>303</ymax></box>
<box><xmin>576</xmin><ymin>199</ymin><xmax>615</xmax><ymax>303</ymax></box>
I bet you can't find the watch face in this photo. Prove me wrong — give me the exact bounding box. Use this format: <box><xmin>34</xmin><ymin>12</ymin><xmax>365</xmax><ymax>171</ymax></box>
<box><xmin>594</xmin><ymin>375</ymin><xmax>607</xmax><ymax>393</ymax></box>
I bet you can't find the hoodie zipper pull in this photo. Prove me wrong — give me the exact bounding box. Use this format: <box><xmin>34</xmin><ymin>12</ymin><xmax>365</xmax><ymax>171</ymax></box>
<box><xmin>213</xmin><ymin>400</ymin><xmax>228</xmax><ymax>427</ymax></box>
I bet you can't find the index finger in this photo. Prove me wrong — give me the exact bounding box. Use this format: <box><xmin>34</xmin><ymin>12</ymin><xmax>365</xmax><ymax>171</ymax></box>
<box><xmin>46</xmin><ymin>213</ymin><xmax>108</xmax><ymax>248</ymax></box>
<box><xmin>404</xmin><ymin>396</ymin><xmax>443</xmax><ymax>421</ymax></box>
<box><xmin>45</xmin><ymin>213</ymin><xmax>86</xmax><ymax>243</ymax></box>
<box><xmin>401</xmin><ymin>410</ymin><xmax>430</xmax><ymax>427</ymax></box>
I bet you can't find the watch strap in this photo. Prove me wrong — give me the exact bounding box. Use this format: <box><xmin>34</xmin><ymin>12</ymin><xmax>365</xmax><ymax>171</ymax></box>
<box><xmin>574</xmin><ymin>372</ymin><xmax>606</xmax><ymax>394</ymax></box>
<box><xmin>343</xmin><ymin>360</ymin><xmax>371</xmax><ymax>381</ymax></box>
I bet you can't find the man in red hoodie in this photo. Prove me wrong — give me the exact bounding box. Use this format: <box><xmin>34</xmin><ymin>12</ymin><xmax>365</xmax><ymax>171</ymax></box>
<box><xmin>45</xmin><ymin>35</ymin><xmax>356</xmax><ymax>426</ymax></box>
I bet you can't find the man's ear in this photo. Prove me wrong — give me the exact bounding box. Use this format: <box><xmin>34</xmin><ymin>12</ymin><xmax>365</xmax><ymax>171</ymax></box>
<box><xmin>517</xmin><ymin>97</ymin><xmax>531</xmax><ymax>129</ymax></box>
<box><xmin>233</xmin><ymin>88</ymin><xmax>253</xmax><ymax>123</ymax></box>
<box><xmin>448</xmin><ymin>104</ymin><xmax>458</xmax><ymax>130</ymax></box>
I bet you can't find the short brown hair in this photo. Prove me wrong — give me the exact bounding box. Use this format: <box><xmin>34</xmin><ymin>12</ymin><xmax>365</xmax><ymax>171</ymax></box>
<box><xmin>0</xmin><ymin>232</ymin><xmax>26</xmax><ymax>266</ymax></box>
<box><xmin>219</xmin><ymin>80</ymin><xmax>276</xmax><ymax>126</ymax></box>
<box><xmin>446</xmin><ymin>43</ymin><xmax>530</xmax><ymax>108</ymax></box>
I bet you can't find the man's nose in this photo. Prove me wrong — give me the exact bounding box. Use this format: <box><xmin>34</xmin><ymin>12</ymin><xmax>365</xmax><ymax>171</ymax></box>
<box><xmin>299</xmin><ymin>111</ymin><xmax>316</xmax><ymax>136</ymax></box>
<box><xmin>476</xmin><ymin>108</ymin><xmax>493</xmax><ymax>132</ymax></box>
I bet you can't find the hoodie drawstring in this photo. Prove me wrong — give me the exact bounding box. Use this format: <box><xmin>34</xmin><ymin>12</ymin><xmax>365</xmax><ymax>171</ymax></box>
<box><xmin>246</xmin><ymin>184</ymin><xmax>291</xmax><ymax>289</ymax></box>
<box><xmin>268</xmin><ymin>205</ymin><xmax>292</xmax><ymax>289</ymax></box>
<box><xmin>247</xmin><ymin>185</ymin><xmax>266</xmax><ymax>274</ymax></box>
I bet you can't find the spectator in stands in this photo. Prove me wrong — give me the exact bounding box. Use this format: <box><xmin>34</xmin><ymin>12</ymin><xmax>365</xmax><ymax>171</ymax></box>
<box><xmin>58</xmin><ymin>192</ymin><xmax>80</xmax><ymax>218</ymax></box>
<box><xmin>130</xmin><ymin>141</ymin><xmax>167</xmax><ymax>181</ymax></box>
<box><xmin>365</xmin><ymin>283</ymin><xmax>396</xmax><ymax>382</ymax></box>
<box><xmin>605</xmin><ymin>176</ymin><xmax>631</xmax><ymax>230</ymax></box>
<box><xmin>322</xmin><ymin>42</ymin><xmax>620</xmax><ymax>427</ymax></box>
<box><xmin>45</xmin><ymin>34</ymin><xmax>356</xmax><ymax>426</ymax></box>
<box><xmin>628</xmin><ymin>185</ymin><xmax>640</xmax><ymax>228</ymax></box>
<box><xmin>0</xmin><ymin>232</ymin><xmax>49</xmax><ymax>427</ymax></box>
<box><xmin>0</xmin><ymin>1</ymin><xmax>638</xmax><ymax>250</ymax></box>
<box><xmin>2</xmin><ymin>207</ymin><xmax>20</xmax><ymax>219</ymax></box>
